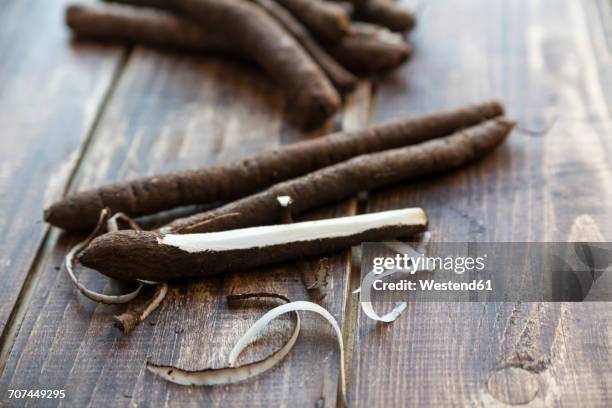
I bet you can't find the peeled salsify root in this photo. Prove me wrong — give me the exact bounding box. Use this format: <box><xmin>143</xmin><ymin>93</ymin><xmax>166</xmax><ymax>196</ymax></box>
<box><xmin>78</xmin><ymin>207</ymin><xmax>428</xmax><ymax>282</ymax></box>
<box><xmin>163</xmin><ymin>117</ymin><xmax>513</xmax><ymax>234</ymax></box>
<box><xmin>45</xmin><ymin>101</ymin><xmax>504</xmax><ymax>231</ymax></box>
<box><xmin>147</xmin><ymin>293</ymin><xmax>301</xmax><ymax>386</ymax></box>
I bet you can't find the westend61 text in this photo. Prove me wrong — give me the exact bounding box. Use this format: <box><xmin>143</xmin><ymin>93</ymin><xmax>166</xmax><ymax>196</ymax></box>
<box><xmin>372</xmin><ymin>279</ymin><xmax>493</xmax><ymax>292</ymax></box>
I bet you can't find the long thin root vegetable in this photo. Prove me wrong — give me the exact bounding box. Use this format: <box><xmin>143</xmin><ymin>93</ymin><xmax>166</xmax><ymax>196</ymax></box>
<box><xmin>148</xmin><ymin>293</ymin><xmax>300</xmax><ymax>386</ymax></box>
<box><xmin>174</xmin><ymin>0</ymin><xmax>340</xmax><ymax>129</ymax></box>
<box><xmin>163</xmin><ymin>118</ymin><xmax>513</xmax><ymax>234</ymax></box>
<box><xmin>45</xmin><ymin>101</ymin><xmax>504</xmax><ymax>231</ymax></box>
<box><xmin>81</xmin><ymin>1</ymin><xmax>357</xmax><ymax>93</ymax></box>
<box><xmin>78</xmin><ymin>207</ymin><xmax>428</xmax><ymax>281</ymax></box>
<box><xmin>327</xmin><ymin>22</ymin><xmax>412</xmax><ymax>73</ymax></box>
<box><xmin>356</xmin><ymin>0</ymin><xmax>416</xmax><ymax>32</ymax></box>
<box><xmin>66</xmin><ymin>3</ymin><xmax>235</xmax><ymax>55</ymax></box>
<box><xmin>275</xmin><ymin>0</ymin><xmax>351</xmax><ymax>41</ymax></box>
<box><xmin>95</xmin><ymin>0</ymin><xmax>413</xmax><ymax>76</ymax></box>
<box><xmin>253</xmin><ymin>0</ymin><xmax>357</xmax><ymax>93</ymax></box>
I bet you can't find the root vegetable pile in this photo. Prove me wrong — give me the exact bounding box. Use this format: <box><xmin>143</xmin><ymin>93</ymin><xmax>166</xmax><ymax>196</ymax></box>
<box><xmin>50</xmin><ymin>98</ymin><xmax>514</xmax><ymax>393</ymax></box>
<box><xmin>64</xmin><ymin>0</ymin><xmax>417</xmax><ymax>128</ymax></box>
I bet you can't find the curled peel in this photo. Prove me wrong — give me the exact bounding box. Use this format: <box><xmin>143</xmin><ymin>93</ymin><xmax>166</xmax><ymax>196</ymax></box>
<box><xmin>229</xmin><ymin>300</ymin><xmax>347</xmax><ymax>406</ymax></box>
<box><xmin>64</xmin><ymin>208</ymin><xmax>144</xmax><ymax>304</ymax></box>
<box><xmin>355</xmin><ymin>236</ymin><xmax>431</xmax><ymax>322</ymax></box>
<box><xmin>146</xmin><ymin>293</ymin><xmax>300</xmax><ymax>386</ymax></box>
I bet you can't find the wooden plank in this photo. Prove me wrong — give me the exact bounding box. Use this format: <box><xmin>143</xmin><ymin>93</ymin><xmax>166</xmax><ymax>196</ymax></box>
<box><xmin>0</xmin><ymin>0</ymin><xmax>126</xmax><ymax>338</ymax></box>
<box><xmin>0</xmin><ymin>45</ymin><xmax>367</xmax><ymax>406</ymax></box>
<box><xmin>350</xmin><ymin>0</ymin><xmax>612</xmax><ymax>406</ymax></box>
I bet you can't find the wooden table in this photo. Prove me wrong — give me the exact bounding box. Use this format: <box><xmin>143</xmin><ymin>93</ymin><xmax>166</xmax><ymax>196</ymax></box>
<box><xmin>1</xmin><ymin>0</ymin><xmax>612</xmax><ymax>406</ymax></box>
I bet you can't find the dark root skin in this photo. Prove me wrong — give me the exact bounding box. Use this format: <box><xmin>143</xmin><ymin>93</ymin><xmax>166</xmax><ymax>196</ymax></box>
<box><xmin>163</xmin><ymin>117</ymin><xmax>513</xmax><ymax>234</ymax></box>
<box><xmin>46</xmin><ymin>101</ymin><xmax>504</xmax><ymax>231</ymax></box>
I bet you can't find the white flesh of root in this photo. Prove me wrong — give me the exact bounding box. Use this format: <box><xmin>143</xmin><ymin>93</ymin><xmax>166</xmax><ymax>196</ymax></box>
<box><xmin>65</xmin><ymin>209</ymin><xmax>152</xmax><ymax>304</ymax></box>
<box><xmin>146</xmin><ymin>294</ymin><xmax>300</xmax><ymax>385</ymax></box>
<box><xmin>160</xmin><ymin>208</ymin><xmax>427</xmax><ymax>253</ymax></box>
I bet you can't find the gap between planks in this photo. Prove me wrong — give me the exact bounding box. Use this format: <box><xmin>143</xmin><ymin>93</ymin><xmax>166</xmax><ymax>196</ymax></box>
<box><xmin>0</xmin><ymin>46</ymin><xmax>133</xmax><ymax>374</ymax></box>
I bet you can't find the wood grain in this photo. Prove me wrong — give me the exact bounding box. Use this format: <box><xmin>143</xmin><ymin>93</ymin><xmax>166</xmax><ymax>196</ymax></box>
<box><xmin>0</xmin><ymin>0</ymin><xmax>126</xmax><ymax>339</ymax></box>
<box><xmin>349</xmin><ymin>0</ymin><xmax>612</xmax><ymax>406</ymax></box>
<box><xmin>0</xmin><ymin>45</ymin><xmax>367</xmax><ymax>406</ymax></box>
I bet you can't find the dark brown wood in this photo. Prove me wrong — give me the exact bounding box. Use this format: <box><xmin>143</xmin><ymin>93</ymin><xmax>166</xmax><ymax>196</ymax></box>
<box><xmin>2</xmin><ymin>0</ymin><xmax>612</xmax><ymax>406</ymax></box>
<box><xmin>0</xmin><ymin>0</ymin><xmax>125</xmax><ymax>337</ymax></box>
<box><xmin>349</xmin><ymin>0</ymin><xmax>612</xmax><ymax>406</ymax></box>
<box><xmin>0</xmin><ymin>47</ymin><xmax>365</xmax><ymax>406</ymax></box>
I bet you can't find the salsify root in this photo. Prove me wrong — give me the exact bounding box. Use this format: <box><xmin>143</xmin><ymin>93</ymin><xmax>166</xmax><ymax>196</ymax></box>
<box><xmin>174</xmin><ymin>0</ymin><xmax>340</xmax><ymax>129</ymax></box>
<box><xmin>163</xmin><ymin>117</ymin><xmax>513</xmax><ymax>234</ymax></box>
<box><xmin>327</xmin><ymin>22</ymin><xmax>413</xmax><ymax>73</ymax></box>
<box><xmin>253</xmin><ymin>0</ymin><xmax>358</xmax><ymax>93</ymax></box>
<box><xmin>45</xmin><ymin>101</ymin><xmax>504</xmax><ymax>231</ymax></box>
<box><xmin>355</xmin><ymin>0</ymin><xmax>416</xmax><ymax>32</ymax></box>
<box><xmin>78</xmin><ymin>207</ymin><xmax>428</xmax><ymax>281</ymax></box>
<box><xmin>275</xmin><ymin>0</ymin><xmax>352</xmax><ymax>42</ymax></box>
<box><xmin>66</xmin><ymin>3</ymin><xmax>236</xmax><ymax>55</ymax></box>
<box><xmin>64</xmin><ymin>208</ymin><xmax>145</xmax><ymax>304</ymax></box>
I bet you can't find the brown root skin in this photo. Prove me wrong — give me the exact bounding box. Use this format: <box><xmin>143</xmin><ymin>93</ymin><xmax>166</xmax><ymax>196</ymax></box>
<box><xmin>327</xmin><ymin>22</ymin><xmax>412</xmax><ymax>73</ymax></box>
<box><xmin>66</xmin><ymin>3</ymin><xmax>234</xmax><ymax>54</ymax></box>
<box><xmin>355</xmin><ymin>0</ymin><xmax>416</xmax><ymax>32</ymax></box>
<box><xmin>254</xmin><ymin>0</ymin><xmax>357</xmax><ymax>93</ymax></box>
<box><xmin>163</xmin><ymin>117</ymin><xmax>514</xmax><ymax>234</ymax></box>
<box><xmin>175</xmin><ymin>0</ymin><xmax>340</xmax><ymax>129</ymax></box>
<box><xmin>276</xmin><ymin>0</ymin><xmax>352</xmax><ymax>42</ymax></box>
<box><xmin>45</xmin><ymin>101</ymin><xmax>504</xmax><ymax>231</ymax></box>
<box><xmin>79</xmin><ymin>209</ymin><xmax>428</xmax><ymax>281</ymax></box>
<box><xmin>88</xmin><ymin>0</ymin><xmax>340</xmax><ymax>128</ymax></box>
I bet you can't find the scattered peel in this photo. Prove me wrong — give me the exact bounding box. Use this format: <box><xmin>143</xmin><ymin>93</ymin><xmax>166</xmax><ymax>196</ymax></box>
<box><xmin>354</xmin><ymin>237</ymin><xmax>432</xmax><ymax>322</ymax></box>
<box><xmin>228</xmin><ymin>300</ymin><xmax>347</xmax><ymax>406</ymax></box>
<box><xmin>113</xmin><ymin>283</ymin><xmax>169</xmax><ymax>333</ymax></box>
<box><xmin>64</xmin><ymin>208</ymin><xmax>143</xmax><ymax>304</ymax></box>
<box><xmin>146</xmin><ymin>293</ymin><xmax>300</xmax><ymax>386</ymax></box>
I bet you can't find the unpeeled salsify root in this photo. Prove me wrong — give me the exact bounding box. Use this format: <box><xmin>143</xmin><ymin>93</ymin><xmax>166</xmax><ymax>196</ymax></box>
<box><xmin>94</xmin><ymin>0</ymin><xmax>412</xmax><ymax>75</ymax></box>
<box><xmin>162</xmin><ymin>117</ymin><xmax>514</xmax><ymax>234</ymax></box>
<box><xmin>45</xmin><ymin>100</ymin><xmax>504</xmax><ymax>231</ymax></box>
<box><xmin>66</xmin><ymin>3</ymin><xmax>236</xmax><ymax>55</ymax></box>
<box><xmin>174</xmin><ymin>0</ymin><xmax>340</xmax><ymax>129</ymax></box>
<box><xmin>77</xmin><ymin>1</ymin><xmax>357</xmax><ymax>93</ymax></box>
<box><xmin>327</xmin><ymin>22</ymin><xmax>412</xmax><ymax>73</ymax></box>
<box><xmin>355</xmin><ymin>0</ymin><xmax>416</xmax><ymax>32</ymax></box>
<box><xmin>253</xmin><ymin>0</ymin><xmax>358</xmax><ymax>93</ymax></box>
<box><xmin>78</xmin><ymin>208</ymin><xmax>429</xmax><ymax>281</ymax></box>
<box><xmin>275</xmin><ymin>0</ymin><xmax>352</xmax><ymax>42</ymax></box>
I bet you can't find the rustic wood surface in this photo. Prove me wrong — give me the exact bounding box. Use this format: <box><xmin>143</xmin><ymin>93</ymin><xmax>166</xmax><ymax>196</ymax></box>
<box><xmin>1</xmin><ymin>0</ymin><xmax>612</xmax><ymax>407</ymax></box>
